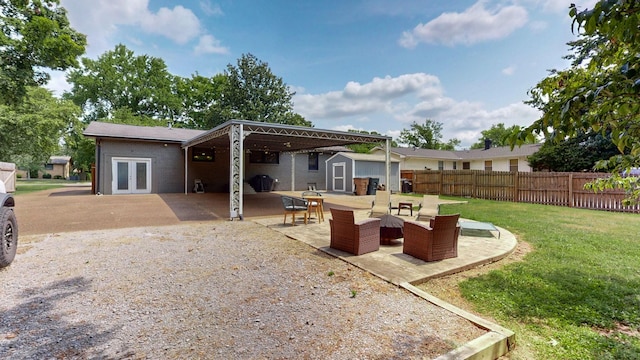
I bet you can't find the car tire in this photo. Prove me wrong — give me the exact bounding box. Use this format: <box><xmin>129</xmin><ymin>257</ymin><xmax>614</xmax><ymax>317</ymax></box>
<box><xmin>0</xmin><ymin>207</ymin><xmax>18</xmax><ymax>268</ymax></box>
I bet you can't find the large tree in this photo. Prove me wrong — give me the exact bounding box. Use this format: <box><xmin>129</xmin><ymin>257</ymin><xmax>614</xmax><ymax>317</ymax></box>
<box><xmin>528</xmin><ymin>131</ymin><xmax>620</xmax><ymax>172</ymax></box>
<box><xmin>0</xmin><ymin>0</ymin><xmax>86</xmax><ymax>105</ymax></box>
<box><xmin>397</xmin><ymin>119</ymin><xmax>460</xmax><ymax>150</ymax></box>
<box><xmin>174</xmin><ymin>73</ymin><xmax>228</xmax><ymax>129</ymax></box>
<box><xmin>65</xmin><ymin>44</ymin><xmax>180</xmax><ymax>124</ymax></box>
<box><xmin>471</xmin><ymin>123</ymin><xmax>536</xmax><ymax>149</ymax></box>
<box><xmin>0</xmin><ymin>86</ymin><xmax>81</xmax><ymax>165</ymax></box>
<box><xmin>220</xmin><ymin>53</ymin><xmax>311</xmax><ymax>127</ymax></box>
<box><xmin>514</xmin><ymin>0</ymin><xmax>640</xmax><ymax>204</ymax></box>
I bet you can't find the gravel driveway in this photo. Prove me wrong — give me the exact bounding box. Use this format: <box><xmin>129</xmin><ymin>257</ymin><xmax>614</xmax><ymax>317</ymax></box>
<box><xmin>1</xmin><ymin>188</ymin><xmax>486</xmax><ymax>359</ymax></box>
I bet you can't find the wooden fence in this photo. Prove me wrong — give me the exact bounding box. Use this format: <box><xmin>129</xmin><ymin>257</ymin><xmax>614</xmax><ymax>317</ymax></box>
<box><xmin>407</xmin><ymin>170</ymin><xmax>640</xmax><ymax>213</ymax></box>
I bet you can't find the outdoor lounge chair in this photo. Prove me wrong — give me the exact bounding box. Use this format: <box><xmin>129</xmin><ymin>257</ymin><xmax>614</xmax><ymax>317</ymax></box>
<box><xmin>370</xmin><ymin>190</ymin><xmax>391</xmax><ymax>217</ymax></box>
<box><xmin>403</xmin><ymin>213</ymin><xmax>460</xmax><ymax>262</ymax></box>
<box><xmin>329</xmin><ymin>208</ymin><xmax>381</xmax><ymax>255</ymax></box>
<box><xmin>416</xmin><ymin>194</ymin><xmax>440</xmax><ymax>221</ymax></box>
<box><xmin>281</xmin><ymin>196</ymin><xmax>309</xmax><ymax>226</ymax></box>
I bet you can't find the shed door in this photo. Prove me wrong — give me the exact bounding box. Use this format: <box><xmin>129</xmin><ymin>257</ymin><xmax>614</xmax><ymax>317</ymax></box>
<box><xmin>112</xmin><ymin>158</ymin><xmax>151</xmax><ymax>194</ymax></box>
<box><xmin>332</xmin><ymin>162</ymin><xmax>345</xmax><ymax>192</ymax></box>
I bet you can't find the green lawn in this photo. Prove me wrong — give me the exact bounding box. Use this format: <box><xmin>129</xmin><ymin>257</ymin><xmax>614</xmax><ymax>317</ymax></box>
<box><xmin>435</xmin><ymin>198</ymin><xmax>640</xmax><ymax>359</ymax></box>
<box><xmin>14</xmin><ymin>179</ymin><xmax>78</xmax><ymax>195</ymax></box>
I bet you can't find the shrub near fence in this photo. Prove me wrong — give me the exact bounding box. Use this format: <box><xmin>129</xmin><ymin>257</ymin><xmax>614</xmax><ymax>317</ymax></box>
<box><xmin>410</xmin><ymin>170</ymin><xmax>640</xmax><ymax>213</ymax></box>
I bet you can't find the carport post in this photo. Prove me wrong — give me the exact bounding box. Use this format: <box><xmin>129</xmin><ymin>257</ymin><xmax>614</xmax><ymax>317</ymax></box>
<box><xmin>184</xmin><ymin>146</ymin><xmax>189</xmax><ymax>194</ymax></box>
<box><xmin>385</xmin><ymin>138</ymin><xmax>390</xmax><ymax>191</ymax></box>
<box><xmin>229</xmin><ymin>123</ymin><xmax>244</xmax><ymax>220</ymax></box>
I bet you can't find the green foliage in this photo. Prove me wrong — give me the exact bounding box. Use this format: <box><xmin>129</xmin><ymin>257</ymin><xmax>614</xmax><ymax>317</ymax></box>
<box><xmin>0</xmin><ymin>86</ymin><xmax>81</xmax><ymax>164</ymax></box>
<box><xmin>221</xmin><ymin>53</ymin><xmax>311</xmax><ymax>127</ymax></box>
<box><xmin>471</xmin><ymin>123</ymin><xmax>534</xmax><ymax>149</ymax></box>
<box><xmin>437</xmin><ymin>199</ymin><xmax>640</xmax><ymax>359</ymax></box>
<box><xmin>515</xmin><ymin>1</ymin><xmax>640</xmax><ymax>203</ymax></box>
<box><xmin>0</xmin><ymin>0</ymin><xmax>86</xmax><ymax>105</ymax></box>
<box><xmin>174</xmin><ymin>73</ymin><xmax>228</xmax><ymax>129</ymax></box>
<box><xmin>65</xmin><ymin>44</ymin><xmax>179</xmax><ymax>124</ymax></box>
<box><xmin>397</xmin><ymin>119</ymin><xmax>460</xmax><ymax>150</ymax></box>
<box><xmin>345</xmin><ymin>129</ymin><xmax>394</xmax><ymax>153</ymax></box>
<box><xmin>528</xmin><ymin>131</ymin><xmax>620</xmax><ymax>172</ymax></box>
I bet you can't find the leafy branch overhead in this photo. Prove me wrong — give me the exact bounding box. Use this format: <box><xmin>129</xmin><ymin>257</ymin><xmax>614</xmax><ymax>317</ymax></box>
<box><xmin>515</xmin><ymin>0</ymin><xmax>640</xmax><ymax>204</ymax></box>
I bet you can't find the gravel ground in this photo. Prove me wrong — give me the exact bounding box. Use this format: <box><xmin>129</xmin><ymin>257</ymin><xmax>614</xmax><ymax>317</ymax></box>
<box><xmin>0</xmin><ymin>220</ymin><xmax>484</xmax><ymax>359</ymax></box>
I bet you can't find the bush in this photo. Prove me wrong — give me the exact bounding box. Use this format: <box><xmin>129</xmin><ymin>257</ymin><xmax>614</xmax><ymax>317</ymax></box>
<box><xmin>16</xmin><ymin>174</ymin><xmax>22</xmax><ymax>179</ymax></box>
<box><xmin>53</xmin><ymin>175</ymin><xmax>63</xmax><ymax>179</ymax></box>
<box><xmin>42</xmin><ymin>173</ymin><xmax>52</xmax><ymax>179</ymax></box>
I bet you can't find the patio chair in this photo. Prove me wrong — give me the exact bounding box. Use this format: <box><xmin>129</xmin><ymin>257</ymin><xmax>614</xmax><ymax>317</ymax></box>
<box><xmin>281</xmin><ymin>196</ymin><xmax>309</xmax><ymax>226</ymax></box>
<box><xmin>370</xmin><ymin>190</ymin><xmax>391</xmax><ymax>217</ymax></box>
<box><xmin>403</xmin><ymin>213</ymin><xmax>460</xmax><ymax>262</ymax></box>
<box><xmin>329</xmin><ymin>208</ymin><xmax>381</xmax><ymax>255</ymax></box>
<box><xmin>416</xmin><ymin>194</ymin><xmax>440</xmax><ymax>221</ymax></box>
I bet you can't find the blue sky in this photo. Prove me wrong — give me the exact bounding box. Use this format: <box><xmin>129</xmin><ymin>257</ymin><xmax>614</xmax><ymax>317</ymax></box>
<box><xmin>53</xmin><ymin>0</ymin><xmax>598</xmax><ymax>148</ymax></box>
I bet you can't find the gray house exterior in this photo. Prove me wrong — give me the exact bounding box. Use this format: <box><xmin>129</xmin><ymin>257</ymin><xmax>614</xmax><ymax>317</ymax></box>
<box><xmin>326</xmin><ymin>152</ymin><xmax>400</xmax><ymax>193</ymax></box>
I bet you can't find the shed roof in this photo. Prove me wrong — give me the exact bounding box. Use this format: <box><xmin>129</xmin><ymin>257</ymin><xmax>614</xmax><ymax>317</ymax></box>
<box><xmin>332</xmin><ymin>152</ymin><xmax>400</xmax><ymax>162</ymax></box>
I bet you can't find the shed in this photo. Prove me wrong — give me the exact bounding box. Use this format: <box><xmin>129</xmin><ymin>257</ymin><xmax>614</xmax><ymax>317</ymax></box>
<box><xmin>326</xmin><ymin>152</ymin><xmax>400</xmax><ymax>194</ymax></box>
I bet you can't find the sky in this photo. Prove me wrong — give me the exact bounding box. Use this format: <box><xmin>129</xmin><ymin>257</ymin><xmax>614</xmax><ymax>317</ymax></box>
<box><xmin>51</xmin><ymin>0</ymin><xmax>599</xmax><ymax>149</ymax></box>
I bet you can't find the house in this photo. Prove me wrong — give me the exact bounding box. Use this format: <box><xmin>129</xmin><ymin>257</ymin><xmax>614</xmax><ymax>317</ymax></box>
<box><xmin>325</xmin><ymin>152</ymin><xmax>400</xmax><ymax>193</ymax></box>
<box><xmin>83</xmin><ymin>120</ymin><xmax>391</xmax><ymax>219</ymax></box>
<box><xmin>371</xmin><ymin>143</ymin><xmax>541</xmax><ymax>173</ymax></box>
<box><xmin>16</xmin><ymin>155</ymin><xmax>73</xmax><ymax>179</ymax></box>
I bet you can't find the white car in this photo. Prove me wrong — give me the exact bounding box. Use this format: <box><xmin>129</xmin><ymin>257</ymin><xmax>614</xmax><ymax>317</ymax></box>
<box><xmin>0</xmin><ymin>180</ymin><xmax>17</xmax><ymax>268</ymax></box>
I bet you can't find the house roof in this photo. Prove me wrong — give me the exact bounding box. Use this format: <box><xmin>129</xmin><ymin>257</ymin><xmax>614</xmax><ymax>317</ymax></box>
<box><xmin>386</xmin><ymin>143</ymin><xmax>541</xmax><ymax>160</ymax></box>
<box><xmin>83</xmin><ymin>122</ymin><xmax>206</xmax><ymax>143</ymax></box>
<box><xmin>83</xmin><ymin>120</ymin><xmax>390</xmax><ymax>153</ymax></box>
<box><xmin>48</xmin><ymin>156</ymin><xmax>71</xmax><ymax>165</ymax></box>
<box><xmin>332</xmin><ymin>152</ymin><xmax>400</xmax><ymax>162</ymax></box>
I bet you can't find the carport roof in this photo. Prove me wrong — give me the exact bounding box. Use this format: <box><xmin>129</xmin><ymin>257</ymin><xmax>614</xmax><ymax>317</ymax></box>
<box><xmin>182</xmin><ymin>119</ymin><xmax>391</xmax><ymax>152</ymax></box>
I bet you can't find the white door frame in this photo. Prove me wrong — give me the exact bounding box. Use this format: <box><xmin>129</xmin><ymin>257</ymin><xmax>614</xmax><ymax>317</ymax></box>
<box><xmin>332</xmin><ymin>162</ymin><xmax>346</xmax><ymax>192</ymax></box>
<box><xmin>112</xmin><ymin>157</ymin><xmax>152</xmax><ymax>194</ymax></box>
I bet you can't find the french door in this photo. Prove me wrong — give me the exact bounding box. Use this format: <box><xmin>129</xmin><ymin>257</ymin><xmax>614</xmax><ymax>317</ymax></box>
<box><xmin>112</xmin><ymin>158</ymin><xmax>151</xmax><ymax>194</ymax></box>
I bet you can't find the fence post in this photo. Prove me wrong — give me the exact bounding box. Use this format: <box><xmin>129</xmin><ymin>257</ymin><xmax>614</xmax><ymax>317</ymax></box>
<box><xmin>568</xmin><ymin>173</ymin><xmax>573</xmax><ymax>208</ymax></box>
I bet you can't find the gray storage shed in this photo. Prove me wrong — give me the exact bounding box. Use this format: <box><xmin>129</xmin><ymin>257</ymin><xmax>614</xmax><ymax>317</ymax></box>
<box><xmin>326</xmin><ymin>152</ymin><xmax>400</xmax><ymax>194</ymax></box>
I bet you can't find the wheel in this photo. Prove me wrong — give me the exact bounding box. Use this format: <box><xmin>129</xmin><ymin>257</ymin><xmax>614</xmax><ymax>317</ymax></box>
<box><xmin>0</xmin><ymin>207</ymin><xmax>18</xmax><ymax>268</ymax></box>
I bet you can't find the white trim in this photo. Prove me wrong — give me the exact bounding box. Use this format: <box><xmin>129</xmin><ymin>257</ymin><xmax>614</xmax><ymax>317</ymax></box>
<box><xmin>332</xmin><ymin>162</ymin><xmax>346</xmax><ymax>192</ymax></box>
<box><xmin>111</xmin><ymin>157</ymin><xmax>152</xmax><ymax>194</ymax></box>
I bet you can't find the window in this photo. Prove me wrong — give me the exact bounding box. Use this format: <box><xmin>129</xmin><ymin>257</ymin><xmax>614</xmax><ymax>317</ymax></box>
<box><xmin>509</xmin><ymin>159</ymin><xmax>518</xmax><ymax>172</ymax></box>
<box><xmin>452</xmin><ymin>162</ymin><xmax>457</xmax><ymax>170</ymax></box>
<box><xmin>484</xmin><ymin>160</ymin><xmax>492</xmax><ymax>171</ymax></box>
<box><xmin>249</xmin><ymin>151</ymin><xmax>279</xmax><ymax>164</ymax></box>
<box><xmin>192</xmin><ymin>147</ymin><xmax>215</xmax><ymax>162</ymax></box>
<box><xmin>44</xmin><ymin>164</ymin><xmax>54</xmax><ymax>170</ymax></box>
<box><xmin>462</xmin><ymin>162</ymin><xmax>470</xmax><ymax>170</ymax></box>
<box><xmin>438</xmin><ymin>161</ymin><xmax>444</xmax><ymax>170</ymax></box>
<box><xmin>308</xmin><ymin>152</ymin><xmax>319</xmax><ymax>171</ymax></box>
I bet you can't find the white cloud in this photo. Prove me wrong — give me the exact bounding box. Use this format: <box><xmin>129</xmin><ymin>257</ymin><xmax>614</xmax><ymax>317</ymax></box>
<box><xmin>502</xmin><ymin>65</ymin><xmax>516</xmax><ymax>75</ymax></box>
<box><xmin>200</xmin><ymin>1</ymin><xmax>224</xmax><ymax>16</ymax></box>
<box><xmin>399</xmin><ymin>1</ymin><xmax>528</xmax><ymax>48</ymax></box>
<box><xmin>61</xmin><ymin>0</ymin><xmax>204</xmax><ymax>53</ymax></box>
<box><xmin>294</xmin><ymin>72</ymin><xmax>541</xmax><ymax>148</ymax></box>
<box><xmin>194</xmin><ymin>34</ymin><xmax>229</xmax><ymax>55</ymax></box>
<box><xmin>45</xmin><ymin>71</ymin><xmax>73</xmax><ymax>97</ymax></box>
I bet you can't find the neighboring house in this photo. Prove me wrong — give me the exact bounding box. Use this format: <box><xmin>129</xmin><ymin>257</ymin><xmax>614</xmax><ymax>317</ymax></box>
<box><xmin>83</xmin><ymin>121</ymin><xmax>390</xmax><ymax>196</ymax></box>
<box><xmin>371</xmin><ymin>143</ymin><xmax>541</xmax><ymax>173</ymax></box>
<box><xmin>326</xmin><ymin>152</ymin><xmax>401</xmax><ymax>193</ymax></box>
<box><xmin>16</xmin><ymin>155</ymin><xmax>73</xmax><ymax>179</ymax></box>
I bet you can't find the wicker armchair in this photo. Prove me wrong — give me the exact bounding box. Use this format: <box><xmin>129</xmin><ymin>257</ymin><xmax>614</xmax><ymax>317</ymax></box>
<box><xmin>370</xmin><ymin>190</ymin><xmax>391</xmax><ymax>217</ymax></box>
<box><xmin>329</xmin><ymin>208</ymin><xmax>381</xmax><ymax>255</ymax></box>
<box><xmin>403</xmin><ymin>214</ymin><xmax>460</xmax><ymax>262</ymax></box>
<box><xmin>281</xmin><ymin>196</ymin><xmax>309</xmax><ymax>226</ymax></box>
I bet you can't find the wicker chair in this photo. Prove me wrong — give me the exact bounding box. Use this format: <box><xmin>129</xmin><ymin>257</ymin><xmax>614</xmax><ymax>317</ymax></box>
<box><xmin>281</xmin><ymin>196</ymin><xmax>309</xmax><ymax>226</ymax></box>
<box><xmin>329</xmin><ymin>208</ymin><xmax>381</xmax><ymax>255</ymax></box>
<box><xmin>370</xmin><ymin>190</ymin><xmax>391</xmax><ymax>217</ymax></box>
<box><xmin>403</xmin><ymin>214</ymin><xmax>460</xmax><ymax>262</ymax></box>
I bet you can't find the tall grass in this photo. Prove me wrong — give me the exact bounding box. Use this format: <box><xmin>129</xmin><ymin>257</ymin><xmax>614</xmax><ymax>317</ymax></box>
<box><xmin>438</xmin><ymin>199</ymin><xmax>640</xmax><ymax>359</ymax></box>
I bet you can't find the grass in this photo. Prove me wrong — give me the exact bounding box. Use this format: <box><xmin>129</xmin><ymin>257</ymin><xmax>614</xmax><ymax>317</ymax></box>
<box><xmin>430</xmin><ymin>198</ymin><xmax>640</xmax><ymax>359</ymax></box>
<box><xmin>14</xmin><ymin>179</ymin><xmax>77</xmax><ymax>195</ymax></box>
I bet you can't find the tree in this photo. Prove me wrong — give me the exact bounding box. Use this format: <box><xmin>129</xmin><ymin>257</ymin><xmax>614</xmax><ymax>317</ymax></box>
<box><xmin>397</xmin><ymin>119</ymin><xmax>460</xmax><ymax>150</ymax></box>
<box><xmin>221</xmin><ymin>53</ymin><xmax>312</xmax><ymax>127</ymax></box>
<box><xmin>345</xmin><ymin>130</ymin><xmax>397</xmax><ymax>153</ymax></box>
<box><xmin>0</xmin><ymin>0</ymin><xmax>86</xmax><ymax>105</ymax></box>
<box><xmin>471</xmin><ymin>123</ymin><xmax>535</xmax><ymax>149</ymax></box>
<box><xmin>65</xmin><ymin>44</ymin><xmax>180</xmax><ymax>124</ymax></box>
<box><xmin>0</xmin><ymin>86</ymin><xmax>81</xmax><ymax>165</ymax></box>
<box><xmin>528</xmin><ymin>131</ymin><xmax>621</xmax><ymax>172</ymax></box>
<box><xmin>514</xmin><ymin>1</ymin><xmax>640</xmax><ymax>204</ymax></box>
<box><xmin>174</xmin><ymin>73</ymin><xmax>228</xmax><ymax>129</ymax></box>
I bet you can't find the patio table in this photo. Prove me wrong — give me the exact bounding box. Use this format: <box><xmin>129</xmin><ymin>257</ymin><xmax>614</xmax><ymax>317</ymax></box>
<box><xmin>378</xmin><ymin>214</ymin><xmax>404</xmax><ymax>245</ymax></box>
